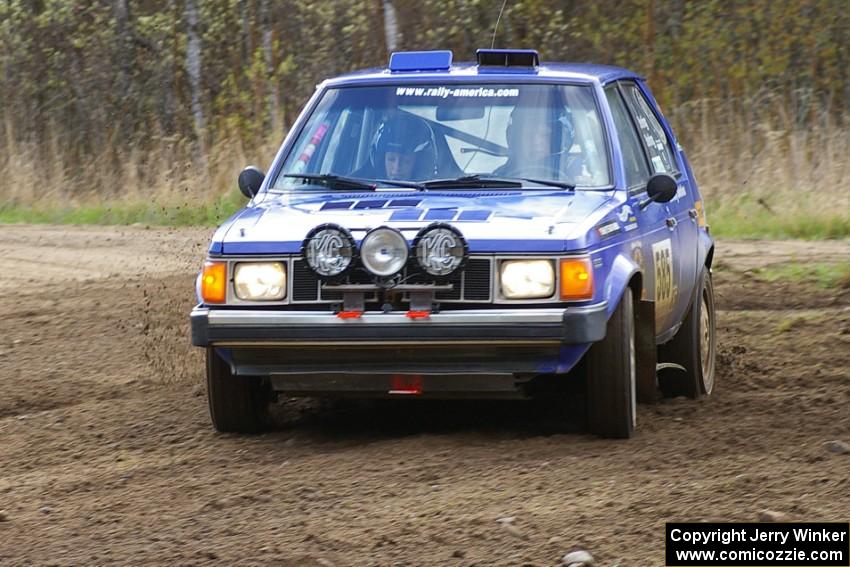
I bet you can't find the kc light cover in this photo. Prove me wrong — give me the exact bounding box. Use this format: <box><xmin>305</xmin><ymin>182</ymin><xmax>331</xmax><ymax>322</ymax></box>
<box><xmin>302</xmin><ymin>224</ymin><xmax>356</xmax><ymax>278</ymax></box>
<box><xmin>413</xmin><ymin>223</ymin><xmax>468</xmax><ymax>277</ymax></box>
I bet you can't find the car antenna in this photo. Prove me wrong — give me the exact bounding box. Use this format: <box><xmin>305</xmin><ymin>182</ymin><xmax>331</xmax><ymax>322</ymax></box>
<box><xmin>491</xmin><ymin>0</ymin><xmax>509</xmax><ymax>48</ymax></box>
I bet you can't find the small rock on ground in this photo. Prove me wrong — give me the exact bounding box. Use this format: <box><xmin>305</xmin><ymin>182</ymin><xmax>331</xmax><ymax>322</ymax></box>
<box><xmin>758</xmin><ymin>510</ymin><xmax>788</xmax><ymax>522</ymax></box>
<box><xmin>563</xmin><ymin>549</ymin><xmax>595</xmax><ymax>566</ymax></box>
<box><xmin>0</xmin><ymin>510</ymin><xmax>8</xmax><ymax>522</ymax></box>
<box><xmin>502</xmin><ymin>523</ymin><xmax>526</xmax><ymax>540</ymax></box>
<box><xmin>824</xmin><ymin>440</ymin><xmax>850</xmax><ymax>454</ymax></box>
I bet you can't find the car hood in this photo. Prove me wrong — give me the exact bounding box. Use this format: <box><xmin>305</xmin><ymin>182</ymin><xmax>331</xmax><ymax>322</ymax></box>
<box><xmin>215</xmin><ymin>189</ymin><xmax>615</xmax><ymax>254</ymax></box>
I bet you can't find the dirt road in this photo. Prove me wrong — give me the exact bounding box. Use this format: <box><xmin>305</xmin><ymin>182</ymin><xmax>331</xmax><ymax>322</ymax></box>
<box><xmin>1</xmin><ymin>225</ymin><xmax>848</xmax><ymax>566</ymax></box>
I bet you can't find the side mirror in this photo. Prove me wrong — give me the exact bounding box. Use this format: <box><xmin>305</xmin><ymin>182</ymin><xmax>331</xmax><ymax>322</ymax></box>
<box><xmin>238</xmin><ymin>166</ymin><xmax>265</xmax><ymax>198</ymax></box>
<box><xmin>640</xmin><ymin>173</ymin><xmax>677</xmax><ymax>209</ymax></box>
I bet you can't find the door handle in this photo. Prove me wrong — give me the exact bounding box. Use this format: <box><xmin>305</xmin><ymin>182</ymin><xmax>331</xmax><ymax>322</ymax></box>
<box><xmin>666</xmin><ymin>217</ymin><xmax>677</xmax><ymax>229</ymax></box>
<box><xmin>688</xmin><ymin>208</ymin><xmax>698</xmax><ymax>220</ymax></box>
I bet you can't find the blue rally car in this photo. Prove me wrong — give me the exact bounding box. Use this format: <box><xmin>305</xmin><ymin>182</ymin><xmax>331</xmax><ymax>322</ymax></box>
<box><xmin>190</xmin><ymin>49</ymin><xmax>716</xmax><ymax>438</ymax></box>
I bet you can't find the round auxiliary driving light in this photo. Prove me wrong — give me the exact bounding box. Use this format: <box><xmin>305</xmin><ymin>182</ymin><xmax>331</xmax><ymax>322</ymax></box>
<box><xmin>413</xmin><ymin>223</ymin><xmax>468</xmax><ymax>277</ymax></box>
<box><xmin>302</xmin><ymin>224</ymin><xmax>356</xmax><ymax>278</ymax></box>
<box><xmin>360</xmin><ymin>227</ymin><xmax>409</xmax><ymax>277</ymax></box>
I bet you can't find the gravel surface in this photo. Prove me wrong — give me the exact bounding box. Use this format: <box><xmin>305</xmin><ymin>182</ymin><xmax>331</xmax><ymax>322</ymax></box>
<box><xmin>1</xmin><ymin>225</ymin><xmax>848</xmax><ymax>566</ymax></box>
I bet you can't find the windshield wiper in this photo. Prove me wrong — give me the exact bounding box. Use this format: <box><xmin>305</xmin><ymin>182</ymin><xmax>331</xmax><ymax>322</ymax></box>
<box><xmin>283</xmin><ymin>173</ymin><xmax>425</xmax><ymax>191</ymax></box>
<box><xmin>422</xmin><ymin>175</ymin><xmax>524</xmax><ymax>190</ymax></box>
<box><xmin>504</xmin><ymin>176</ymin><xmax>575</xmax><ymax>190</ymax></box>
<box><xmin>371</xmin><ymin>178</ymin><xmax>426</xmax><ymax>190</ymax></box>
<box><xmin>422</xmin><ymin>174</ymin><xmax>574</xmax><ymax>191</ymax></box>
<box><xmin>283</xmin><ymin>173</ymin><xmax>376</xmax><ymax>191</ymax></box>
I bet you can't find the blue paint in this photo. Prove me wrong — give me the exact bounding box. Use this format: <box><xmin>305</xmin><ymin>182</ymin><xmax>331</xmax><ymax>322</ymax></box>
<box><xmin>353</xmin><ymin>199</ymin><xmax>388</xmax><ymax>209</ymax></box>
<box><xmin>389</xmin><ymin>50</ymin><xmax>453</xmax><ymax>72</ymax></box>
<box><xmin>557</xmin><ymin>345</ymin><xmax>591</xmax><ymax>373</ymax></box>
<box><xmin>223</xmin><ymin>241</ymin><xmax>303</xmax><ymax>254</ymax></box>
<box><xmin>390</xmin><ymin>209</ymin><xmax>423</xmax><ymax>221</ymax></box>
<box><xmin>388</xmin><ymin>199</ymin><xmax>422</xmax><ymax>207</ymax></box>
<box><xmin>321</xmin><ymin>201</ymin><xmax>353</xmax><ymax>210</ymax></box>
<box><xmin>423</xmin><ymin>209</ymin><xmax>457</xmax><ymax>221</ymax></box>
<box><xmin>457</xmin><ymin>210</ymin><xmax>491</xmax><ymax>221</ymax></box>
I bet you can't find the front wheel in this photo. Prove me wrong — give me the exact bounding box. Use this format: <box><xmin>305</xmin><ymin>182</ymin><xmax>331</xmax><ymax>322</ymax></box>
<box><xmin>658</xmin><ymin>270</ymin><xmax>717</xmax><ymax>398</ymax></box>
<box><xmin>206</xmin><ymin>348</ymin><xmax>272</xmax><ymax>433</ymax></box>
<box><xmin>586</xmin><ymin>287</ymin><xmax>636</xmax><ymax>439</ymax></box>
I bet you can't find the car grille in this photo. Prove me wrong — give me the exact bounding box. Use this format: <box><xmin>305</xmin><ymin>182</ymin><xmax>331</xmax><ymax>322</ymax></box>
<box><xmin>291</xmin><ymin>258</ymin><xmax>493</xmax><ymax>303</ymax></box>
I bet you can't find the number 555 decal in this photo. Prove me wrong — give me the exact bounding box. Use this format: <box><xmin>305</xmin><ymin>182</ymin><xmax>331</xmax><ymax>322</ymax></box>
<box><xmin>652</xmin><ymin>239</ymin><xmax>677</xmax><ymax>327</ymax></box>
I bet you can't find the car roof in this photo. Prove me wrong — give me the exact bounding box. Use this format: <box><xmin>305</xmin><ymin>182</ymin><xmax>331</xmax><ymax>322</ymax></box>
<box><xmin>324</xmin><ymin>60</ymin><xmax>642</xmax><ymax>88</ymax></box>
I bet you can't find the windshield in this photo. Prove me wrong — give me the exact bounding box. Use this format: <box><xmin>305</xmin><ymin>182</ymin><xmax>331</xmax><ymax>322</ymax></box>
<box><xmin>270</xmin><ymin>83</ymin><xmax>610</xmax><ymax>191</ymax></box>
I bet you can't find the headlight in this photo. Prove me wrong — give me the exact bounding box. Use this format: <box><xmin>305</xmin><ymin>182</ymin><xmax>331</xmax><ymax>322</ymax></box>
<box><xmin>414</xmin><ymin>223</ymin><xmax>467</xmax><ymax>277</ymax></box>
<box><xmin>233</xmin><ymin>262</ymin><xmax>286</xmax><ymax>300</ymax></box>
<box><xmin>303</xmin><ymin>224</ymin><xmax>356</xmax><ymax>278</ymax></box>
<box><xmin>499</xmin><ymin>260</ymin><xmax>555</xmax><ymax>299</ymax></box>
<box><xmin>360</xmin><ymin>227</ymin><xmax>408</xmax><ymax>277</ymax></box>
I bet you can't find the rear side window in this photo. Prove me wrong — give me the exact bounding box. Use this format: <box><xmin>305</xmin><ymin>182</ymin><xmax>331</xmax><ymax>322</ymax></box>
<box><xmin>621</xmin><ymin>83</ymin><xmax>678</xmax><ymax>175</ymax></box>
<box><xmin>605</xmin><ymin>86</ymin><xmax>650</xmax><ymax>188</ymax></box>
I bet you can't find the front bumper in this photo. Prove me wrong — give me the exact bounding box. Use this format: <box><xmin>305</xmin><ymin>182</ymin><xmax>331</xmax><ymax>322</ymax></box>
<box><xmin>191</xmin><ymin>305</ymin><xmax>607</xmax><ymax>392</ymax></box>
<box><xmin>190</xmin><ymin>304</ymin><xmax>608</xmax><ymax>348</ymax></box>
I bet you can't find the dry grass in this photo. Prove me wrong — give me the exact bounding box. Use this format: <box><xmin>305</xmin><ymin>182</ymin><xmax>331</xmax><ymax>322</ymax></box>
<box><xmin>2</xmin><ymin>97</ymin><xmax>849</xmax><ymax>237</ymax></box>
<box><xmin>668</xmin><ymin>94</ymin><xmax>850</xmax><ymax>238</ymax></box>
<box><xmin>0</xmin><ymin>116</ymin><xmax>279</xmax><ymax>214</ymax></box>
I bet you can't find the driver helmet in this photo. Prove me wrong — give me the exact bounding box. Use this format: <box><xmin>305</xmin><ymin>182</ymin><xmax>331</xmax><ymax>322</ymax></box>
<box><xmin>371</xmin><ymin>113</ymin><xmax>437</xmax><ymax>179</ymax></box>
<box><xmin>505</xmin><ymin>106</ymin><xmax>575</xmax><ymax>159</ymax></box>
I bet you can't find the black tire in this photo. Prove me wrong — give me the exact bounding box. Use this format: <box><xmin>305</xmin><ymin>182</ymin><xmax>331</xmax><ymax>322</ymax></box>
<box><xmin>658</xmin><ymin>270</ymin><xmax>716</xmax><ymax>398</ymax></box>
<box><xmin>206</xmin><ymin>348</ymin><xmax>271</xmax><ymax>433</ymax></box>
<box><xmin>586</xmin><ymin>287</ymin><xmax>636</xmax><ymax>439</ymax></box>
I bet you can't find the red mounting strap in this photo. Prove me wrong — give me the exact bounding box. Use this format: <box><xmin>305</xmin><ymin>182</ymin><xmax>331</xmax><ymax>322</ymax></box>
<box><xmin>336</xmin><ymin>310</ymin><xmax>363</xmax><ymax>319</ymax></box>
<box><xmin>405</xmin><ymin>310</ymin><xmax>431</xmax><ymax>319</ymax></box>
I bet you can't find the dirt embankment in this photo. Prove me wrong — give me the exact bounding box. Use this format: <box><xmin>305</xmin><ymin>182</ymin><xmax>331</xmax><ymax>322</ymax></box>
<box><xmin>1</xmin><ymin>225</ymin><xmax>848</xmax><ymax>566</ymax></box>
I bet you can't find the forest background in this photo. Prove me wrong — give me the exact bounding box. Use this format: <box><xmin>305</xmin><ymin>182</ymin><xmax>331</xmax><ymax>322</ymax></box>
<box><xmin>1</xmin><ymin>0</ymin><xmax>848</xmax><ymax>238</ymax></box>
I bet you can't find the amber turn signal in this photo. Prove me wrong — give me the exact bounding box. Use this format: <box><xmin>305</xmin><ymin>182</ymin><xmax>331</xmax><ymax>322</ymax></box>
<box><xmin>559</xmin><ymin>257</ymin><xmax>594</xmax><ymax>301</ymax></box>
<box><xmin>201</xmin><ymin>261</ymin><xmax>227</xmax><ymax>304</ymax></box>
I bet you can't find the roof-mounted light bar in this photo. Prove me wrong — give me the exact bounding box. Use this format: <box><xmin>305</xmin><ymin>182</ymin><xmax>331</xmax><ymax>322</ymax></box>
<box><xmin>476</xmin><ymin>49</ymin><xmax>539</xmax><ymax>70</ymax></box>
<box><xmin>388</xmin><ymin>50</ymin><xmax>453</xmax><ymax>72</ymax></box>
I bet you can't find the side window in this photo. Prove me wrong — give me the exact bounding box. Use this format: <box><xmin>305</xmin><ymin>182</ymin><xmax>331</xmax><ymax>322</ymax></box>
<box><xmin>605</xmin><ymin>85</ymin><xmax>650</xmax><ymax>188</ymax></box>
<box><xmin>621</xmin><ymin>83</ymin><xmax>678</xmax><ymax>175</ymax></box>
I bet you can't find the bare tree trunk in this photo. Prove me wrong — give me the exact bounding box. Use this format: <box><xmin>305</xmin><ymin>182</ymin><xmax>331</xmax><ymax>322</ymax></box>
<box><xmin>239</xmin><ymin>0</ymin><xmax>252</xmax><ymax>67</ymax></box>
<box><xmin>114</xmin><ymin>0</ymin><xmax>133</xmax><ymax>96</ymax></box>
<box><xmin>160</xmin><ymin>0</ymin><xmax>177</xmax><ymax>134</ymax></box>
<box><xmin>260</xmin><ymin>0</ymin><xmax>278</xmax><ymax>129</ymax></box>
<box><xmin>185</xmin><ymin>0</ymin><xmax>206</xmax><ymax>161</ymax></box>
<box><xmin>644</xmin><ymin>0</ymin><xmax>657</xmax><ymax>92</ymax></box>
<box><xmin>69</xmin><ymin>49</ymin><xmax>93</xmax><ymax>151</ymax></box>
<box><xmin>113</xmin><ymin>0</ymin><xmax>135</xmax><ymax>138</ymax></box>
<box><xmin>382</xmin><ymin>0</ymin><xmax>399</xmax><ymax>54</ymax></box>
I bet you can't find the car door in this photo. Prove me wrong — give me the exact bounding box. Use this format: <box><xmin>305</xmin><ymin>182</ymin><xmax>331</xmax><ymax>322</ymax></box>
<box><xmin>603</xmin><ymin>84</ymin><xmax>674</xmax><ymax>336</ymax></box>
<box><xmin>619</xmin><ymin>81</ymin><xmax>699</xmax><ymax>337</ymax></box>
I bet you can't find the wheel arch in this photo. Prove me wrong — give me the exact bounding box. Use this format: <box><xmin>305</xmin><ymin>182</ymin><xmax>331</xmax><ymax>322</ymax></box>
<box><xmin>705</xmin><ymin>243</ymin><xmax>715</xmax><ymax>269</ymax></box>
<box><xmin>698</xmin><ymin>229</ymin><xmax>715</xmax><ymax>270</ymax></box>
<box><xmin>603</xmin><ymin>253</ymin><xmax>643</xmax><ymax>316</ymax></box>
